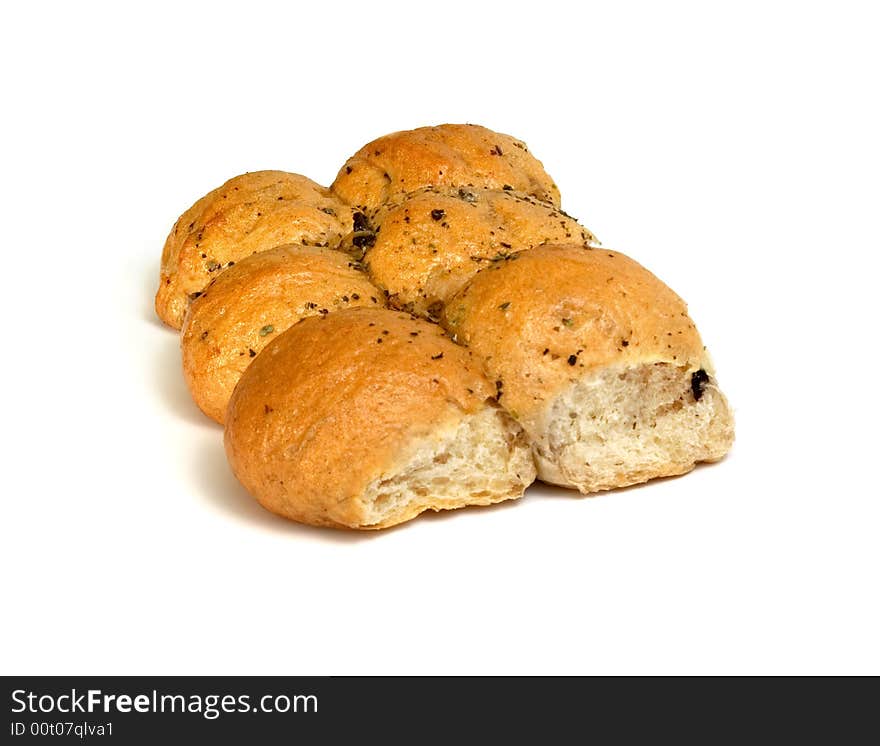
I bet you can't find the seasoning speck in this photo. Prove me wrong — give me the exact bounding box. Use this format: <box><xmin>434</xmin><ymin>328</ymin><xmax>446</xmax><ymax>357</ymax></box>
<box><xmin>259</xmin><ymin>325</ymin><xmax>275</xmax><ymax>337</ymax></box>
<box><xmin>431</xmin><ymin>353</ymin><xmax>444</xmax><ymax>360</ymax></box>
<box><xmin>352</xmin><ymin>212</ymin><xmax>370</xmax><ymax>232</ymax></box>
<box><xmin>562</xmin><ymin>318</ymin><xmax>573</xmax><ymax>327</ymax></box>
<box><xmin>499</xmin><ymin>302</ymin><xmax>511</xmax><ymax>311</ymax></box>
<box><xmin>567</xmin><ymin>354</ymin><xmax>577</xmax><ymax>366</ymax></box>
<box><xmin>352</xmin><ymin>231</ymin><xmax>375</xmax><ymax>249</ymax></box>
<box><xmin>431</xmin><ymin>209</ymin><xmax>445</xmax><ymax>221</ymax></box>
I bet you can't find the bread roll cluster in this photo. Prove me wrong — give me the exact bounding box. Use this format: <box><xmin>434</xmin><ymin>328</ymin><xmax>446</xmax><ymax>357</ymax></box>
<box><xmin>156</xmin><ymin>123</ymin><xmax>734</xmax><ymax>530</ymax></box>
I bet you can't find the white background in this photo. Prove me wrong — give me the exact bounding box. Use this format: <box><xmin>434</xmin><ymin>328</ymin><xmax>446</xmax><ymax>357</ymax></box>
<box><xmin>2</xmin><ymin>1</ymin><xmax>877</xmax><ymax>675</ymax></box>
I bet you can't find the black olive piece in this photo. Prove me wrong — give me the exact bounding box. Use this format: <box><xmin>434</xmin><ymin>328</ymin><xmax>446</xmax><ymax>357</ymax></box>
<box><xmin>691</xmin><ymin>369</ymin><xmax>710</xmax><ymax>401</ymax></box>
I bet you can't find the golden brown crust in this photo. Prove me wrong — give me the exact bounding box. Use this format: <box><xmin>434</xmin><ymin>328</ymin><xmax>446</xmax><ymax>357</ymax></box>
<box><xmin>331</xmin><ymin>124</ymin><xmax>560</xmax><ymax>213</ymax></box>
<box><xmin>442</xmin><ymin>245</ymin><xmax>705</xmax><ymax>431</ymax></box>
<box><xmin>155</xmin><ymin>171</ymin><xmax>356</xmax><ymax>329</ymax></box>
<box><xmin>224</xmin><ymin>308</ymin><xmax>497</xmax><ymax>529</ymax></box>
<box><xmin>181</xmin><ymin>245</ymin><xmax>383</xmax><ymax>424</ymax></box>
<box><xmin>364</xmin><ymin>187</ymin><xmax>598</xmax><ymax>318</ymax></box>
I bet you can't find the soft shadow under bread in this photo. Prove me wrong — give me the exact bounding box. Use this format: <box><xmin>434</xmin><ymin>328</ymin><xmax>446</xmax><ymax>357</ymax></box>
<box><xmin>531</xmin><ymin>456</ymin><xmax>732</xmax><ymax>500</ymax></box>
<box><xmin>142</xmin><ymin>257</ymin><xmax>167</xmax><ymax>328</ymax></box>
<box><xmin>194</xmin><ymin>437</ymin><xmax>384</xmax><ymax>543</ymax></box>
<box><xmin>154</xmin><ymin>332</ymin><xmax>207</xmax><ymax>426</ymax></box>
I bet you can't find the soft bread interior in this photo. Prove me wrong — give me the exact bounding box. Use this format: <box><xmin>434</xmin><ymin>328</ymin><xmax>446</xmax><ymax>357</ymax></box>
<box><xmin>534</xmin><ymin>363</ymin><xmax>734</xmax><ymax>493</ymax></box>
<box><xmin>359</xmin><ymin>407</ymin><xmax>536</xmax><ymax>528</ymax></box>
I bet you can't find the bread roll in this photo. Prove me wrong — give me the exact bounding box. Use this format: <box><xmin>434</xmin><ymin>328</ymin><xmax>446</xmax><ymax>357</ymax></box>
<box><xmin>181</xmin><ymin>244</ymin><xmax>383</xmax><ymax>424</ymax></box>
<box><xmin>156</xmin><ymin>171</ymin><xmax>355</xmax><ymax>329</ymax></box>
<box><xmin>442</xmin><ymin>245</ymin><xmax>734</xmax><ymax>493</ymax></box>
<box><xmin>331</xmin><ymin>123</ymin><xmax>560</xmax><ymax>214</ymax></box>
<box><xmin>225</xmin><ymin>308</ymin><xmax>536</xmax><ymax>529</ymax></box>
<box><xmin>363</xmin><ymin>186</ymin><xmax>598</xmax><ymax>319</ymax></box>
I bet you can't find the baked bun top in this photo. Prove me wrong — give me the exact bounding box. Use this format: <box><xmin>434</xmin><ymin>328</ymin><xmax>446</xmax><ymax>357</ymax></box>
<box><xmin>331</xmin><ymin>124</ymin><xmax>560</xmax><ymax>213</ymax></box>
<box><xmin>224</xmin><ymin>308</ymin><xmax>496</xmax><ymax>527</ymax></box>
<box><xmin>156</xmin><ymin>171</ymin><xmax>355</xmax><ymax>329</ymax></box>
<box><xmin>442</xmin><ymin>245</ymin><xmax>705</xmax><ymax>429</ymax></box>
<box><xmin>181</xmin><ymin>244</ymin><xmax>382</xmax><ymax>424</ymax></box>
<box><xmin>364</xmin><ymin>187</ymin><xmax>597</xmax><ymax>319</ymax></box>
